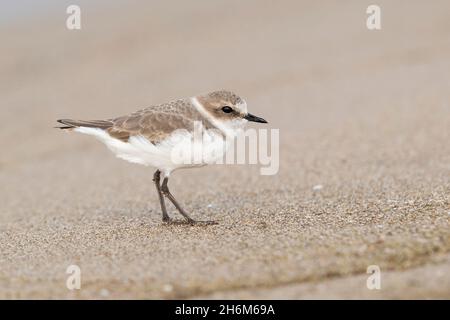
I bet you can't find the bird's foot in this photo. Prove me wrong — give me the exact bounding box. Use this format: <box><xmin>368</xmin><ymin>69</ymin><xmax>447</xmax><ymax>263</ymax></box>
<box><xmin>161</xmin><ymin>217</ymin><xmax>218</xmax><ymax>226</ymax></box>
<box><xmin>186</xmin><ymin>219</ymin><xmax>218</xmax><ymax>226</ymax></box>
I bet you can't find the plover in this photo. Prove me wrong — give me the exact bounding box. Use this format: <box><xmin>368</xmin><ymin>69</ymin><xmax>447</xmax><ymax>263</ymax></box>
<box><xmin>57</xmin><ymin>90</ymin><xmax>267</xmax><ymax>224</ymax></box>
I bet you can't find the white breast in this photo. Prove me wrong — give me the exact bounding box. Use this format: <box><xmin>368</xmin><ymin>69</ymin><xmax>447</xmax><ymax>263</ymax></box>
<box><xmin>74</xmin><ymin>127</ymin><xmax>229</xmax><ymax>175</ymax></box>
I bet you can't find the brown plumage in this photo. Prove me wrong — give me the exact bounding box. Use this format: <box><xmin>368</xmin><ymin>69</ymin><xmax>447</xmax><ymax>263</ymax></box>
<box><xmin>57</xmin><ymin>98</ymin><xmax>218</xmax><ymax>144</ymax></box>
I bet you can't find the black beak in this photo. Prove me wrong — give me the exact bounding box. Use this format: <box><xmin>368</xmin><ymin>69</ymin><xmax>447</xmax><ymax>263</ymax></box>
<box><xmin>244</xmin><ymin>113</ymin><xmax>268</xmax><ymax>123</ymax></box>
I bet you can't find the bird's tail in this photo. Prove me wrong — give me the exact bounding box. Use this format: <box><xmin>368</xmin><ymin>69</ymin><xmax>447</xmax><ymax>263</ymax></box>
<box><xmin>55</xmin><ymin>119</ymin><xmax>113</xmax><ymax>130</ymax></box>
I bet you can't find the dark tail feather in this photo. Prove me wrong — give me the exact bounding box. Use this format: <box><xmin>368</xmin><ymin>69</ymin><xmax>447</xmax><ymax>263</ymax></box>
<box><xmin>56</xmin><ymin>119</ymin><xmax>113</xmax><ymax>130</ymax></box>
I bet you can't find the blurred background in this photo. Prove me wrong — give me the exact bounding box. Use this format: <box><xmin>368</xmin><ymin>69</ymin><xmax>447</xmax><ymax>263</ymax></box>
<box><xmin>0</xmin><ymin>0</ymin><xmax>449</xmax><ymax>299</ymax></box>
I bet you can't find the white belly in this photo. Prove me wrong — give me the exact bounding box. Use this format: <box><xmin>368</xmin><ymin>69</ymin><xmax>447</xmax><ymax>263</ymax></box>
<box><xmin>74</xmin><ymin>127</ymin><xmax>228</xmax><ymax>174</ymax></box>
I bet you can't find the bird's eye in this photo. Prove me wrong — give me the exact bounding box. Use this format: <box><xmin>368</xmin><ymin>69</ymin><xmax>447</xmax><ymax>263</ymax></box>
<box><xmin>221</xmin><ymin>106</ymin><xmax>233</xmax><ymax>113</ymax></box>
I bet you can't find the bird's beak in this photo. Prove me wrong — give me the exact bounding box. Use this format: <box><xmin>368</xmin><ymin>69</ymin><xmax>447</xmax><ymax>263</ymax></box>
<box><xmin>244</xmin><ymin>113</ymin><xmax>268</xmax><ymax>123</ymax></box>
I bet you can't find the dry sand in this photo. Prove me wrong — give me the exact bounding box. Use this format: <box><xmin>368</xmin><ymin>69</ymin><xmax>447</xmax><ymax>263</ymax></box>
<box><xmin>0</xmin><ymin>0</ymin><xmax>449</xmax><ymax>299</ymax></box>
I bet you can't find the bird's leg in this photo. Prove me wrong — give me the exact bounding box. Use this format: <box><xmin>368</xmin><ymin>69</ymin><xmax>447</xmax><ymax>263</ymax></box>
<box><xmin>161</xmin><ymin>177</ymin><xmax>217</xmax><ymax>225</ymax></box>
<box><xmin>153</xmin><ymin>170</ymin><xmax>171</xmax><ymax>222</ymax></box>
<box><xmin>161</xmin><ymin>177</ymin><xmax>195</xmax><ymax>223</ymax></box>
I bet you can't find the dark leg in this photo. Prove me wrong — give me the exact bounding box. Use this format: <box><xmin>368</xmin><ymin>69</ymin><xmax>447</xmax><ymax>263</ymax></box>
<box><xmin>153</xmin><ymin>170</ymin><xmax>171</xmax><ymax>222</ymax></box>
<box><xmin>161</xmin><ymin>177</ymin><xmax>217</xmax><ymax>225</ymax></box>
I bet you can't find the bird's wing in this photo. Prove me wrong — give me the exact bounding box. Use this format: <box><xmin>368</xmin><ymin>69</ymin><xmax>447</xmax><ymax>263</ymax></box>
<box><xmin>58</xmin><ymin>99</ymin><xmax>209</xmax><ymax>144</ymax></box>
<box><xmin>108</xmin><ymin>99</ymin><xmax>201</xmax><ymax>144</ymax></box>
<box><xmin>56</xmin><ymin>119</ymin><xmax>114</xmax><ymax>129</ymax></box>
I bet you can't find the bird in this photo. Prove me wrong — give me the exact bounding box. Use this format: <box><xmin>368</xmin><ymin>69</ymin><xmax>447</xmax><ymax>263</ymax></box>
<box><xmin>56</xmin><ymin>90</ymin><xmax>267</xmax><ymax>224</ymax></box>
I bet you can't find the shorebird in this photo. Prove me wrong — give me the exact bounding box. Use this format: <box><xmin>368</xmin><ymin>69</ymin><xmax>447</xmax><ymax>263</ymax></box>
<box><xmin>57</xmin><ymin>90</ymin><xmax>267</xmax><ymax>224</ymax></box>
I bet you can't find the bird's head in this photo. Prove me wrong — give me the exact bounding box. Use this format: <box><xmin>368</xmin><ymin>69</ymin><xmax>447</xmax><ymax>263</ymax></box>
<box><xmin>195</xmin><ymin>90</ymin><xmax>267</xmax><ymax>134</ymax></box>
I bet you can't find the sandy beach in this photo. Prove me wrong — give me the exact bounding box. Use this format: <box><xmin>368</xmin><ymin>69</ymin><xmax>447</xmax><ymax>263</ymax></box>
<box><xmin>0</xmin><ymin>0</ymin><xmax>449</xmax><ymax>299</ymax></box>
